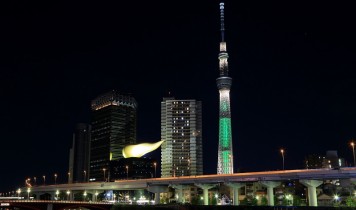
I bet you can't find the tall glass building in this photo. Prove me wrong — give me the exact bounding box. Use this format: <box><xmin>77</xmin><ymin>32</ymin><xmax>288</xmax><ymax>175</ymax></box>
<box><xmin>161</xmin><ymin>97</ymin><xmax>203</xmax><ymax>177</ymax></box>
<box><xmin>89</xmin><ymin>90</ymin><xmax>137</xmax><ymax>181</ymax></box>
<box><xmin>68</xmin><ymin>123</ymin><xmax>91</xmax><ymax>183</ymax></box>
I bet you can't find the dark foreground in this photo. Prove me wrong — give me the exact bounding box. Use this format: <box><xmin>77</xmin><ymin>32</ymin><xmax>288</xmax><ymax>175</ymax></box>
<box><xmin>111</xmin><ymin>205</ymin><xmax>355</xmax><ymax>210</ymax></box>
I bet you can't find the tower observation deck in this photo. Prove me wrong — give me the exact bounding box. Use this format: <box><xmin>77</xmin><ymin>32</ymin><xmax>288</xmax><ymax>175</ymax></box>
<box><xmin>217</xmin><ymin>2</ymin><xmax>234</xmax><ymax>174</ymax></box>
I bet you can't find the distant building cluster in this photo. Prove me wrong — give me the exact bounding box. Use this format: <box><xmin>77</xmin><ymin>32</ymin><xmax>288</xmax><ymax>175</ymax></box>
<box><xmin>305</xmin><ymin>150</ymin><xmax>346</xmax><ymax>169</ymax></box>
<box><xmin>68</xmin><ymin>90</ymin><xmax>204</xmax><ymax>183</ymax></box>
<box><xmin>68</xmin><ymin>0</ymin><xmax>235</xmax><ymax>184</ymax></box>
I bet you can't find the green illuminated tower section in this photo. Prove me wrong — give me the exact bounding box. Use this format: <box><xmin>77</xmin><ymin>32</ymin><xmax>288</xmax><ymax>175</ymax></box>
<box><xmin>217</xmin><ymin>2</ymin><xmax>234</xmax><ymax>174</ymax></box>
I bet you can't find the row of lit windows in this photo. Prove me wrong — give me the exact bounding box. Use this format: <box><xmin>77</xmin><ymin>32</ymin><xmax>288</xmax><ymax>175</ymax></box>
<box><xmin>173</xmin><ymin>127</ymin><xmax>190</xmax><ymax>130</ymax></box>
<box><xmin>172</xmin><ymin>117</ymin><xmax>190</xmax><ymax>121</ymax></box>
<box><xmin>171</xmin><ymin>101</ymin><xmax>192</xmax><ymax>105</ymax></box>
<box><xmin>169</xmin><ymin>107</ymin><xmax>195</xmax><ymax>114</ymax></box>
<box><xmin>172</xmin><ymin>130</ymin><xmax>191</xmax><ymax>134</ymax></box>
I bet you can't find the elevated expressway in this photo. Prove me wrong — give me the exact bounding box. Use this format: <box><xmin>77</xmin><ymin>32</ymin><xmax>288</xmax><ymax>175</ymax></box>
<box><xmin>0</xmin><ymin>200</ymin><xmax>113</xmax><ymax>210</ymax></box>
<box><xmin>26</xmin><ymin>168</ymin><xmax>356</xmax><ymax>207</ymax></box>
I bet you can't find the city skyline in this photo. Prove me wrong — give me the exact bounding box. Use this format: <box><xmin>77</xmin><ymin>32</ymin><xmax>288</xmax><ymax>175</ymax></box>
<box><xmin>1</xmin><ymin>0</ymin><xmax>356</xmax><ymax>192</ymax></box>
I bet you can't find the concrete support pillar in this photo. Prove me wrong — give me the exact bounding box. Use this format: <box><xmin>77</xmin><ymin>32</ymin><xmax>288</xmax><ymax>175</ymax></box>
<box><xmin>49</xmin><ymin>192</ymin><xmax>55</xmax><ymax>200</ymax></box>
<box><xmin>351</xmin><ymin>178</ymin><xmax>356</xmax><ymax>184</ymax></box>
<box><xmin>91</xmin><ymin>190</ymin><xmax>103</xmax><ymax>202</ymax></box>
<box><xmin>86</xmin><ymin>190</ymin><xmax>92</xmax><ymax>201</ymax></box>
<box><xmin>171</xmin><ymin>185</ymin><xmax>186</xmax><ymax>203</ymax></box>
<box><xmin>70</xmin><ymin>192</ymin><xmax>74</xmax><ymax>201</ymax></box>
<box><xmin>261</xmin><ymin>181</ymin><xmax>280</xmax><ymax>206</ymax></box>
<box><xmin>86</xmin><ymin>190</ymin><xmax>94</xmax><ymax>201</ymax></box>
<box><xmin>147</xmin><ymin>185</ymin><xmax>169</xmax><ymax>205</ymax></box>
<box><xmin>300</xmin><ymin>179</ymin><xmax>323</xmax><ymax>207</ymax></box>
<box><xmin>46</xmin><ymin>203</ymin><xmax>53</xmax><ymax>210</ymax></box>
<box><xmin>154</xmin><ymin>192</ymin><xmax>160</xmax><ymax>204</ymax></box>
<box><xmin>350</xmin><ymin>178</ymin><xmax>356</xmax><ymax>196</ymax></box>
<box><xmin>92</xmin><ymin>191</ymin><xmax>97</xmax><ymax>202</ymax></box>
<box><xmin>195</xmin><ymin>184</ymin><xmax>217</xmax><ymax>205</ymax></box>
<box><xmin>226</xmin><ymin>183</ymin><xmax>244</xmax><ymax>205</ymax></box>
<box><xmin>34</xmin><ymin>193</ymin><xmax>41</xmax><ymax>200</ymax></box>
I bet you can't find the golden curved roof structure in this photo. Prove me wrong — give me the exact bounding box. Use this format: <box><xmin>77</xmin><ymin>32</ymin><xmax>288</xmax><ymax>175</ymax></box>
<box><xmin>122</xmin><ymin>140</ymin><xmax>165</xmax><ymax>158</ymax></box>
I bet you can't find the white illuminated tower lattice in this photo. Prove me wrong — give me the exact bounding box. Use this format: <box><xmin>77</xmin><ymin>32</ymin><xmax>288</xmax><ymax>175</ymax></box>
<box><xmin>217</xmin><ymin>2</ymin><xmax>234</xmax><ymax>174</ymax></box>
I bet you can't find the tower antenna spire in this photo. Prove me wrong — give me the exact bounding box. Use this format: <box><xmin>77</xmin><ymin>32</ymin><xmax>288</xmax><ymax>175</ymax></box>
<box><xmin>220</xmin><ymin>2</ymin><xmax>225</xmax><ymax>42</ymax></box>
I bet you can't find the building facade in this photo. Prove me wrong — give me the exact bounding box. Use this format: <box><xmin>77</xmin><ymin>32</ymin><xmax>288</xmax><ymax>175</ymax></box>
<box><xmin>161</xmin><ymin>97</ymin><xmax>203</xmax><ymax>177</ymax></box>
<box><xmin>68</xmin><ymin>123</ymin><xmax>91</xmax><ymax>183</ymax></box>
<box><xmin>109</xmin><ymin>157</ymin><xmax>155</xmax><ymax>181</ymax></box>
<box><xmin>89</xmin><ymin>90</ymin><xmax>137</xmax><ymax>181</ymax></box>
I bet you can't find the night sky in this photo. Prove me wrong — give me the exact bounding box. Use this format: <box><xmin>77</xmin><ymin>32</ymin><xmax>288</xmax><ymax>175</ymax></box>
<box><xmin>1</xmin><ymin>1</ymin><xmax>356</xmax><ymax>192</ymax></box>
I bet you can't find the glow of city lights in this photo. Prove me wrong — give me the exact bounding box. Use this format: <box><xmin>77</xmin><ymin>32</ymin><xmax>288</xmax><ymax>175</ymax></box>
<box><xmin>16</xmin><ymin>188</ymin><xmax>21</xmax><ymax>197</ymax></box>
<box><xmin>27</xmin><ymin>188</ymin><xmax>31</xmax><ymax>200</ymax></box>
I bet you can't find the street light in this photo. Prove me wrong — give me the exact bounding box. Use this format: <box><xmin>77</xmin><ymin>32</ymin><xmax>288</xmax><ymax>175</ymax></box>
<box><xmin>351</xmin><ymin>142</ymin><xmax>355</xmax><ymax>167</ymax></box>
<box><xmin>56</xmin><ymin>190</ymin><xmax>59</xmax><ymax>200</ymax></box>
<box><xmin>95</xmin><ymin>191</ymin><xmax>99</xmax><ymax>202</ymax></box>
<box><xmin>54</xmin><ymin>173</ymin><xmax>57</xmax><ymax>185</ymax></box>
<box><xmin>334</xmin><ymin>194</ymin><xmax>340</xmax><ymax>203</ymax></box>
<box><xmin>17</xmin><ymin>188</ymin><xmax>21</xmax><ymax>198</ymax></box>
<box><xmin>68</xmin><ymin>172</ymin><xmax>71</xmax><ymax>183</ymax></box>
<box><xmin>66</xmin><ymin>190</ymin><xmax>70</xmax><ymax>201</ymax></box>
<box><xmin>43</xmin><ymin>175</ymin><xmax>46</xmax><ymax>185</ymax></box>
<box><xmin>125</xmin><ymin>165</ymin><xmax>129</xmax><ymax>180</ymax></box>
<box><xmin>27</xmin><ymin>188</ymin><xmax>31</xmax><ymax>200</ymax></box>
<box><xmin>153</xmin><ymin>162</ymin><xmax>157</xmax><ymax>178</ymax></box>
<box><xmin>83</xmin><ymin>170</ymin><xmax>87</xmax><ymax>182</ymax></box>
<box><xmin>280</xmin><ymin>149</ymin><xmax>285</xmax><ymax>170</ymax></box>
<box><xmin>103</xmin><ymin>168</ymin><xmax>106</xmax><ymax>182</ymax></box>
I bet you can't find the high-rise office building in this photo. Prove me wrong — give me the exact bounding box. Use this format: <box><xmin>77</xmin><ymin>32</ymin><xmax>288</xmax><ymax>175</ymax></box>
<box><xmin>161</xmin><ymin>97</ymin><xmax>203</xmax><ymax>177</ymax></box>
<box><xmin>217</xmin><ymin>2</ymin><xmax>234</xmax><ymax>174</ymax></box>
<box><xmin>89</xmin><ymin>90</ymin><xmax>137</xmax><ymax>181</ymax></box>
<box><xmin>68</xmin><ymin>123</ymin><xmax>91</xmax><ymax>183</ymax></box>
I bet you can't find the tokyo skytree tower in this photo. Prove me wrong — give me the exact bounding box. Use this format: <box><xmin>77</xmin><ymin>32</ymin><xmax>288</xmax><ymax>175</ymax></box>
<box><xmin>216</xmin><ymin>2</ymin><xmax>234</xmax><ymax>174</ymax></box>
